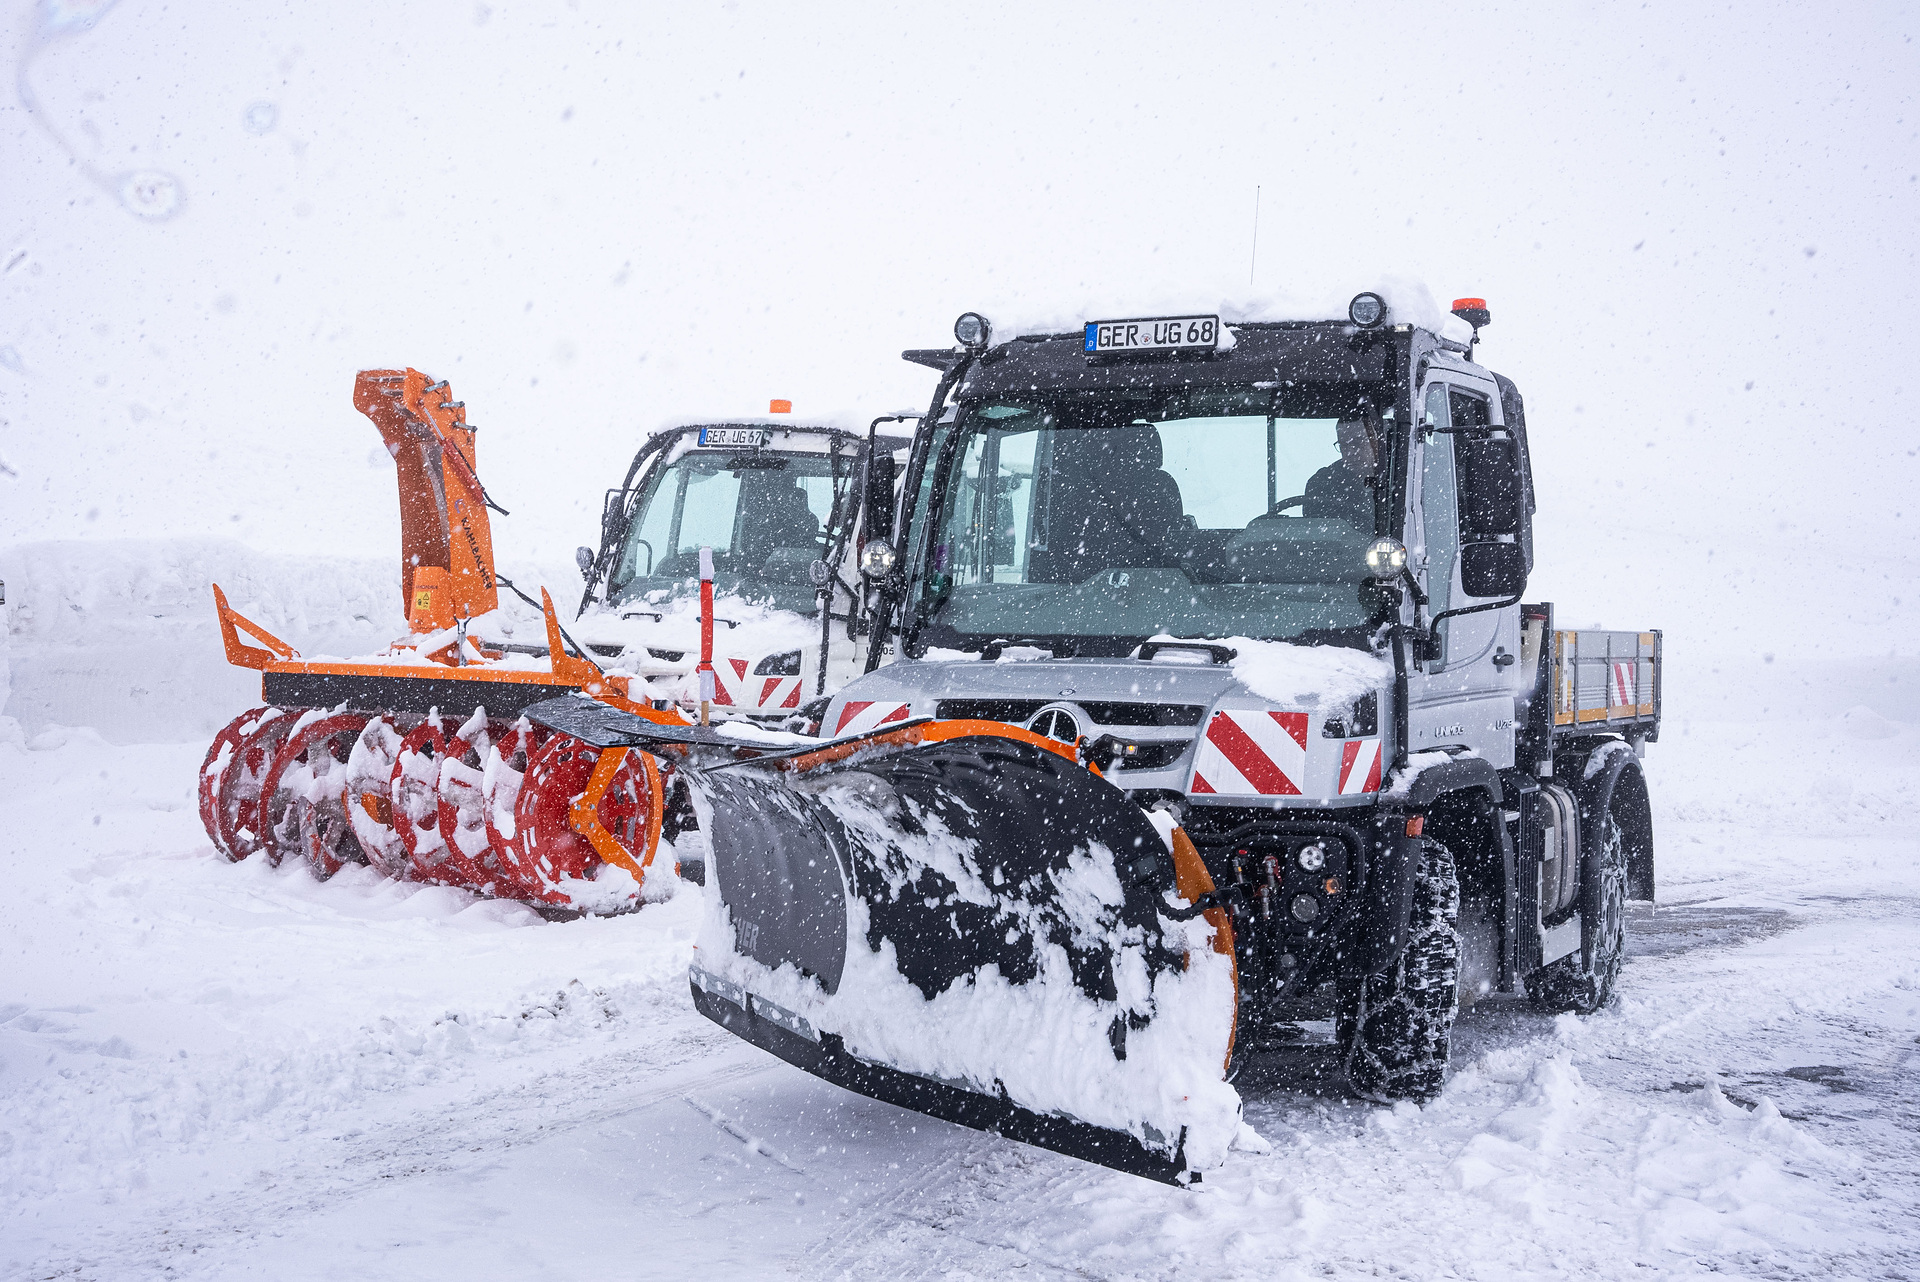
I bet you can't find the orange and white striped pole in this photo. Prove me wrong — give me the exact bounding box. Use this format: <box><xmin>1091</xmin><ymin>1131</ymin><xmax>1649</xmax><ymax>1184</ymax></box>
<box><xmin>697</xmin><ymin>545</ymin><xmax>715</xmax><ymax>726</ymax></box>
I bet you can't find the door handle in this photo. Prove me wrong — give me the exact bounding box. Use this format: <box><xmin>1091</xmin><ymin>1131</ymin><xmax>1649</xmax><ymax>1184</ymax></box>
<box><xmin>1493</xmin><ymin>649</ymin><xmax>1515</xmax><ymax>668</ymax></box>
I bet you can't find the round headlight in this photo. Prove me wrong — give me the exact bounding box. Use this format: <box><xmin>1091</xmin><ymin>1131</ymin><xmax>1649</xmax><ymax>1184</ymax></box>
<box><xmin>953</xmin><ymin>312</ymin><xmax>992</xmax><ymax>349</ymax></box>
<box><xmin>1297</xmin><ymin>843</ymin><xmax>1327</xmax><ymax>872</ymax></box>
<box><xmin>858</xmin><ymin>539</ymin><xmax>898</xmax><ymax>579</ymax></box>
<box><xmin>1348</xmin><ymin>292</ymin><xmax>1387</xmax><ymax>327</ymax></box>
<box><xmin>1364</xmin><ymin>537</ymin><xmax>1408</xmax><ymax>581</ymax></box>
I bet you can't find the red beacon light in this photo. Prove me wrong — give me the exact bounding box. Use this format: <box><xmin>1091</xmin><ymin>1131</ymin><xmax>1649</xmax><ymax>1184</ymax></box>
<box><xmin>1451</xmin><ymin>298</ymin><xmax>1491</xmax><ymax>330</ymax></box>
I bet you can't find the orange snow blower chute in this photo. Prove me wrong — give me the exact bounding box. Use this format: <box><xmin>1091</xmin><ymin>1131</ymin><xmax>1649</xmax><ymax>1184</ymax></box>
<box><xmin>352</xmin><ymin>367</ymin><xmax>501</xmax><ymax>633</ymax></box>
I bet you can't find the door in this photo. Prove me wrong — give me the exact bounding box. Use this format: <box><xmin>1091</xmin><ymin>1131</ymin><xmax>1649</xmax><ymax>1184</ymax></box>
<box><xmin>1407</xmin><ymin>373</ymin><xmax>1524</xmax><ymax>766</ymax></box>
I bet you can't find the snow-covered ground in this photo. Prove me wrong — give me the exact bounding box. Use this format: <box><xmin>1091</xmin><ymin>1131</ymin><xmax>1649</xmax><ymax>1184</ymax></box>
<box><xmin>4</xmin><ymin>644</ymin><xmax>1916</xmax><ymax>1278</ymax></box>
<box><xmin>6</xmin><ymin>3</ymin><xmax>1917</xmax><ymax>1274</ymax></box>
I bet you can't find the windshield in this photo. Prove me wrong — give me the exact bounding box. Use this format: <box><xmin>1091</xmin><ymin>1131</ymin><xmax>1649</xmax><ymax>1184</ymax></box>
<box><xmin>911</xmin><ymin>387</ymin><xmax>1391</xmax><ymax>651</ymax></box>
<box><xmin>608</xmin><ymin>446</ymin><xmax>851</xmax><ymax>613</ymax></box>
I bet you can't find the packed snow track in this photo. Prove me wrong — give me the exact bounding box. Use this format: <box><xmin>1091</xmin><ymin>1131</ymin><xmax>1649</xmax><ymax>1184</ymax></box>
<box><xmin>4</xmin><ymin>715</ymin><xmax>1918</xmax><ymax>1280</ymax></box>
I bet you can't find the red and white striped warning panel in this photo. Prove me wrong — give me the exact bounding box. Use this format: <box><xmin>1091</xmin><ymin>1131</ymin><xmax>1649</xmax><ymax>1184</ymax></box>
<box><xmin>834</xmin><ymin>700</ymin><xmax>913</xmax><ymax>736</ymax></box>
<box><xmin>1611</xmin><ymin>661</ymin><xmax>1637</xmax><ymax>711</ymax></box>
<box><xmin>1337</xmin><ymin>738</ymin><xmax>1382</xmax><ymax>795</ymax></box>
<box><xmin>1191</xmin><ymin>710</ymin><xmax>1309</xmax><ymax>796</ymax></box>
<box><xmin>709</xmin><ymin>658</ymin><xmax>803</xmax><ymax>712</ymax></box>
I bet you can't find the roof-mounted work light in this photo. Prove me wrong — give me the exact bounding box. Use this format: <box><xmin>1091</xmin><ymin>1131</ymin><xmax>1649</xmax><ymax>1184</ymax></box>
<box><xmin>953</xmin><ymin>312</ymin><xmax>992</xmax><ymax>351</ymax></box>
<box><xmin>1348</xmin><ymin>292</ymin><xmax>1387</xmax><ymax>327</ymax></box>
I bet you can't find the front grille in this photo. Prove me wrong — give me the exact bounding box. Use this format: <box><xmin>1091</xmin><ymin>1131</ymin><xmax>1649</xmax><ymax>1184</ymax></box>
<box><xmin>1080</xmin><ymin>701</ymin><xmax>1205</xmax><ymax>727</ymax></box>
<box><xmin>647</xmin><ymin>648</ymin><xmax>687</xmax><ymax>662</ymax></box>
<box><xmin>935</xmin><ymin>698</ymin><xmax>1206</xmax><ymax>730</ymax></box>
<box><xmin>936</xmin><ymin>698</ymin><xmax>1048</xmax><ymax>723</ymax></box>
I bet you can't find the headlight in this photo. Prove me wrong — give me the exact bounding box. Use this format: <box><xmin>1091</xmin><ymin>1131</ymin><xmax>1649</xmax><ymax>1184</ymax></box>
<box><xmin>953</xmin><ymin>312</ymin><xmax>991</xmax><ymax>349</ymax></box>
<box><xmin>1364</xmin><ymin>536</ymin><xmax>1408</xmax><ymax>580</ymax></box>
<box><xmin>1298</xmin><ymin>843</ymin><xmax>1327</xmax><ymax>872</ymax></box>
<box><xmin>754</xmin><ymin>649</ymin><xmax>802</xmax><ymax>677</ymax></box>
<box><xmin>858</xmin><ymin>539</ymin><xmax>898</xmax><ymax>579</ymax></box>
<box><xmin>1348</xmin><ymin>292</ymin><xmax>1387</xmax><ymax>327</ymax></box>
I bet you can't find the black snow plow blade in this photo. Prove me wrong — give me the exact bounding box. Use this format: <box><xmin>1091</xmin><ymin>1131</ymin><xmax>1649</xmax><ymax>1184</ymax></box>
<box><xmin>688</xmin><ymin>723</ymin><xmax>1241</xmax><ymax>1185</ymax></box>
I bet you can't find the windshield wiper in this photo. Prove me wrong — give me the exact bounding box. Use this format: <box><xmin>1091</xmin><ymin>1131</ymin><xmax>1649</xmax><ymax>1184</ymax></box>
<box><xmin>979</xmin><ymin>636</ymin><xmax>1078</xmax><ymax>660</ymax></box>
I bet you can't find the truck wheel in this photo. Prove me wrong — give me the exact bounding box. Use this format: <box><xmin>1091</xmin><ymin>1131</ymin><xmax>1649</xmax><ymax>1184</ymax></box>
<box><xmin>1526</xmin><ymin>803</ymin><xmax>1627</xmax><ymax>1014</ymax></box>
<box><xmin>1337</xmin><ymin>839</ymin><xmax>1461</xmax><ymax>1104</ymax></box>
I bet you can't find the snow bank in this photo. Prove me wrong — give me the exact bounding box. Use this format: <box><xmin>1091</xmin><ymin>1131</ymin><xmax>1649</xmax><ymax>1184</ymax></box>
<box><xmin>0</xmin><ymin>537</ymin><xmax>577</xmax><ymax>743</ymax></box>
<box><xmin>0</xmin><ymin>537</ymin><xmax>396</xmax><ymax>741</ymax></box>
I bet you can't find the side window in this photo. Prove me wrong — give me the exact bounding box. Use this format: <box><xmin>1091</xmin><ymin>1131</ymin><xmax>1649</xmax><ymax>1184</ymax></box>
<box><xmin>676</xmin><ymin>466</ymin><xmax>742</xmax><ymax>557</ymax></box>
<box><xmin>1419</xmin><ymin>387</ymin><xmax>1458</xmax><ymax>623</ymax></box>
<box><xmin>796</xmin><ymin>473</ymin><xmax>838</xmax><ymax>546</ymax></box>
<box><xmin>943</xmin><ymin>428</ymin><xmax>1037</xmax><ymax>585</ymax></box>
<box><xmin>1448</xmin><ymin>388</ymin><xmax>1492</xmax><ymax>430</ymax></box>
<box><xmin>620</xmin><ymin>470</ymin><xmax>678</xmax><ymax>584</ymax></box>
<box><xmin>901</xmin><ymin>426</ymin><xmax>949</xmax><ymax>593</ymax></box>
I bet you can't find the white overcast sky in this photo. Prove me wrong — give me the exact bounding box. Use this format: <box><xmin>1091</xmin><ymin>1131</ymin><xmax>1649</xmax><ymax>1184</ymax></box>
<box><xmin>2</xmin><ymin>0</ymin><xmax>1916</xmax><ymax>671</ymax></box>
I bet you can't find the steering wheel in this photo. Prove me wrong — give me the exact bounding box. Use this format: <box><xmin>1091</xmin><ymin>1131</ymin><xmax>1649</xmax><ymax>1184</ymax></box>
<box><xmin>1269</xmin><ymin>495</ymin><xmax>1308</xmax><ymax>516</ymax></box>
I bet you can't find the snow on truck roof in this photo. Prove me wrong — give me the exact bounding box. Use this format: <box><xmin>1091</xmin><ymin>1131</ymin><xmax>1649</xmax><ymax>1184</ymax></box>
<box><xmin>975</xmin><ymin>276</ymin><xmax>1477</xmax><ymax>347</ymax></box>
<box><xmin>644</xmin><ymin>415</ymin><xmax>917</xmax><ymax>448</ymax></box>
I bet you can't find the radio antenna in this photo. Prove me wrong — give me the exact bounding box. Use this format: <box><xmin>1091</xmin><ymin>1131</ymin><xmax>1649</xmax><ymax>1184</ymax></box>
<box><xmin>1249</xmin><ymin>185</ymin><xmax>1261</xmax><ymax>285</ymax></box>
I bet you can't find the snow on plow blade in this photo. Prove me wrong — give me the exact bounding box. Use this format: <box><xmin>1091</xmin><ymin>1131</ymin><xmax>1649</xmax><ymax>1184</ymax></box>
<box><xmin>688</xmin><ymin>726</ymin><xmax>1241</xmax><ymax>1184</ymax></box>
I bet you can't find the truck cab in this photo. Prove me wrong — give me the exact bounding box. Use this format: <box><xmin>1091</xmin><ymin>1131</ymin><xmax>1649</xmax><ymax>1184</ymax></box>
<box><xmin>574</xmin><ymin>418</ymin><xmax>916</xmax><ymax>720</ymax></box>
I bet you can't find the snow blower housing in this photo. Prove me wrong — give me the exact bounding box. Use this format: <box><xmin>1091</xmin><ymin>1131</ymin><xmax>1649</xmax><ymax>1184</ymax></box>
<box><xmin>688</xmin><ymin>299</ymin><xmax>1661</xmax><ymax>1184</ymax></box>
<box><xmin>197</xmin><ymin>369</ymin><xmax>694</xmax><ymax>914</ymax></box>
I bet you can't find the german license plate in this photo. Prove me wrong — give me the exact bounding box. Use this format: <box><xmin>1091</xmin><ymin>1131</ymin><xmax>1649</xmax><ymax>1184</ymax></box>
<box><xmin>1083</xmin><ymin>315</ymin><xmax>1219</xmax><ymax>355</ymax></box>
<box><xmin>698</xmin><ymin>426</ymin><xmax>769</xmax><ymax>448</ymax></box>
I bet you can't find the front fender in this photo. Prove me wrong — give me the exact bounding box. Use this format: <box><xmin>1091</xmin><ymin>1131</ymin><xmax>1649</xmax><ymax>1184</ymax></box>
<box><xmin>1355</xmin><ymin>759</ymin><xmax>1502</xmax><ymax>978</ymax></box>
<box><xmin>1355</xmin><ymin>826</ymin><xmax>1429</xmax><ymax>977</ymax></box>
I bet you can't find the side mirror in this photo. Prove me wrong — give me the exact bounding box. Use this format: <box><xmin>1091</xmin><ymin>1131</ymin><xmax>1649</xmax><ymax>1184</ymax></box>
<box><xmin>1457</xmin><ymin>437</ymin><xmax>1523</xmax><ymax>536</ymax></box>
<box><xmin>600</xmin><ymin>488</ymin><xmax>628</xmax><ymax>547</ymax></box>
<box><xmin>863</xmin><ymin>452</ymin><xmax>898</xmax><ymax>546</ymax></box>
<box><xmin>575</xmin><ymin>546</ymin><xmax>595</xmax><ymax>578</ymax></box>
<box><xmin>1461</xmin><ymin>541</ymin><xmax>1526</xmax><ymax>597</ymax></box>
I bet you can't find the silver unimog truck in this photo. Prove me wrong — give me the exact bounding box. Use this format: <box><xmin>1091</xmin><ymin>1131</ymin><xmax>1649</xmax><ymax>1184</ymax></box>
<box><xmin>674</xmin><ymin>294</ymin><xmax>1661</xmax><ymax>1184</ymax></box>
<box><xmin>836</xmin><ymin>296</ymin><xmax>1660</xmax><ymax>1096</ymax></box>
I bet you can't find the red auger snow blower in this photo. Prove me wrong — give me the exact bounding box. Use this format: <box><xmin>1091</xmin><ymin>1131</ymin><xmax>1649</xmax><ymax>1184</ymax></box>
<box><xmin>196</xmin><ymin>368</ymin><xmax>693</xmax><ymax>912</ymax></box>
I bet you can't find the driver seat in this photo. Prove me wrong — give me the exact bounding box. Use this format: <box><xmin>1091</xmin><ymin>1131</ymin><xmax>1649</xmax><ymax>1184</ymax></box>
<box><xmin>1033</xmin><ymin>427</ymin><xmax>1183</xmax><ymax>581</ymax></box>
<box><xmin>739</xmin><ymin>482</ymin><xmax>820</xmax><ymax>563</ymax></box>
<box><xmin>1302</xmin><ymin>459</ymin><xmax>1371</xmax><ymax>530</ymax></box>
